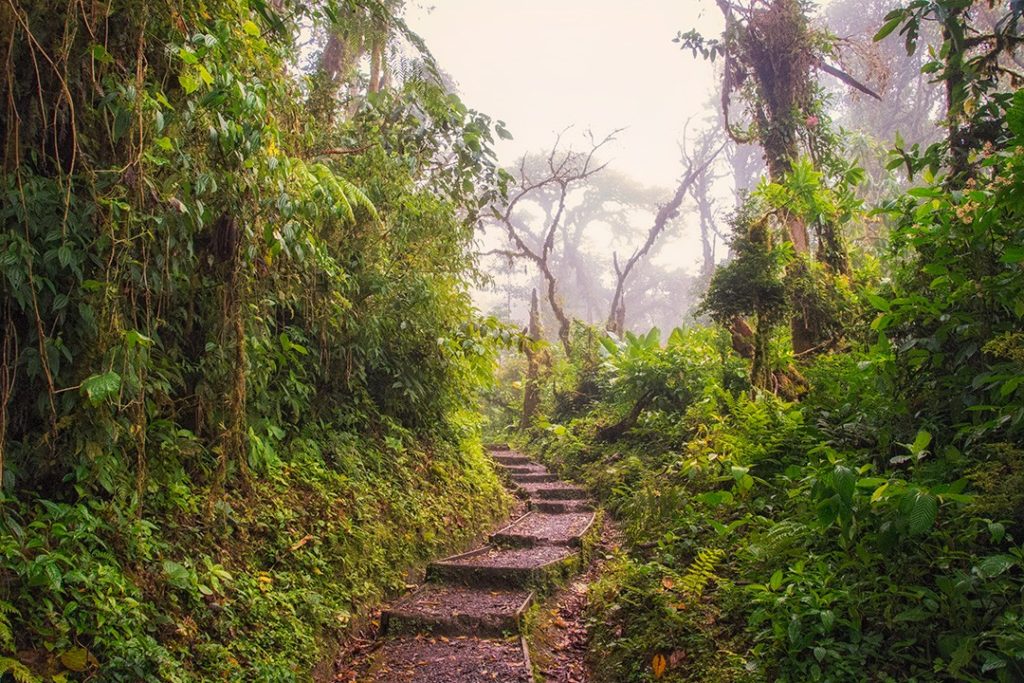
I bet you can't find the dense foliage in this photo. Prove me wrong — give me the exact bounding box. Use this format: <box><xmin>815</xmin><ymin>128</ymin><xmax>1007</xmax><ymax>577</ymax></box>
<box><xmin>0</xmin><ymin>0</ymin><xmax>514</xmax><ymax>680</ymax></box>
<box><xmin>497</xmin><ymin>2</ymin><xmax>1024</xmax><ymax>681</ymax></box>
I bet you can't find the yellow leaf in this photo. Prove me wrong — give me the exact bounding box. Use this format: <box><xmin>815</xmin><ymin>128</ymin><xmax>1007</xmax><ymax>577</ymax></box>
<box><xmin>652</xmin><ymin>653</ymin><xmax>667</xmax><ymax>679</ymax></box>
<box><xmin>60</xmin><ymin>647</ymin><xmax>89</xmax><ymax>672</ymax></box>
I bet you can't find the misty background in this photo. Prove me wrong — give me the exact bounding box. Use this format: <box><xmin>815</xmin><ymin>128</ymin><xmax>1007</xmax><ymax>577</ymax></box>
<box><xmin>405</xmin><ymin>0</ymin><xmax>945</xmax><ymax>335</ymax></box>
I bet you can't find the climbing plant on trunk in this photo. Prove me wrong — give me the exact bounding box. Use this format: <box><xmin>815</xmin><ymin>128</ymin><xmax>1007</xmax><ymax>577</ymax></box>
<box><xmin>680</xmin><ymin>0</ymin><xmax>875</xmax><ymax>384</ymax></box>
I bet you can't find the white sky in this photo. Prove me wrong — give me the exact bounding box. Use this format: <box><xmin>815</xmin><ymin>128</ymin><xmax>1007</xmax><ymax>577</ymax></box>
<box><xmin>405</xmin><ymin>1</ymin><xmax>726</xmax><ymax>188</ymax></box>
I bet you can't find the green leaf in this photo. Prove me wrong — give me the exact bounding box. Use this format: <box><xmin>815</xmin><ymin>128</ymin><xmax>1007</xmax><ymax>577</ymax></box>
<box><xmin>124</xmin><ymin>330</ymin><xmax>153</xmax><ymax>348</ymax></box>
<box><xmin>769</xmin><ymin>569</ymin><xmax>783</xmax><ymax>590</ymax></box>
<box><xmin>730</xmin><ymin>465</ymin><xmax>749</xmax><ymax>482</ymax></box>
<box><xmin>89</xmin><ymin>44</ymin><xmax>113</xmax><ymax>64</ymax></box>
<box><xmin>866</xmin><ymin>293</ymin><xmax>890</xmax><ymax>312</ymax></box>
<box><xmin>975</xmin><ymin>554</ymin><xmax>1015</xmax><ymax>578</ymax></box>
<box><xmin>873</xmin><ymin>15</ymin><xmax>903</xmax><ymax>42</ymax></box>
<box><xmin>179</xmin><ymin>72</ymin><xmax>200</xmax><ymax>94</ymax></box>
<box><xmin>81</xmin><ymin>371</ymin><xmax>121</xmax><ymax>405</ymax></box>
<box><xmin>906</xmin><ymin>429</ymin><xmax>932</xmax><ymax>457</ymax></box>
<box><xmin>1007</xmin><ymin>89</ymin><xmax>1024</xmax><ymax>137</ymax></box>
<box><xmin>908</xmin><ymin>492</ymin><xmax>938</xmax><ymax>534</ymax></box>
<box><xmin>242</xmin><ymin>19</ymin><xmax>261</xmax><ymax>36</ymax></box>
<box><xmin>1001</xmin><ymin>246</ymin><xmax>1024</xmax><ymax>264</ymax></box>
<box><xmin>833</xmin><ymin>466</ymin><xmax>855</xmax><ymax>503</ymax></box>
<box><xmin>981</xmin><ymin>651</ymin><xmax>1008</xmax><ymax>673</ymax></box>
<box><xmin>162</xmin><ymin>560</ymin><xmax>191</xmax><ymax>588</ymax></box>
<box><xmin>196</xmin><ymin>64</ymin><xmax>214</xmax><ymax>86</ymax></box>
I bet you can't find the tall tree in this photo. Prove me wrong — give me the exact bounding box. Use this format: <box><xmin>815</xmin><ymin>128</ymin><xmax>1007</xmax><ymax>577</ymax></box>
<box><xmin>489</xmin><ymin>130</ymin><xmax>617</xmax><ymax>354</ymax></box>
<box><xmin>681</xmin><ymin>0</ymin><xmax>876</xmax><ymax>359</ymax></box>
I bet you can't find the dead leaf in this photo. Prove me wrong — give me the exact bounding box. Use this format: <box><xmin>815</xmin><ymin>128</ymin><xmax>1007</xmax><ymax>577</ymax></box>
<box><xmin>289</xmin><ymin>534</ymin><xmax>313</xmax><ymax>552</ymax></box>
<box><xmin>652</xmin><ymin>653</ymin><xmax>667</xmax><ymax>679</ymax></box>
<box><xmin>661</xmin><ymin>576</ymin><xmax>675</xmax><ymax>590</ymax></box>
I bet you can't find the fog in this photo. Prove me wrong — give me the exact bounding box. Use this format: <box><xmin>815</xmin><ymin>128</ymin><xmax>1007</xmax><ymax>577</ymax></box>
<box><xmin>405</xmin><ymin>0</ymin><xmax>945</xmax><ymax>334</ymax></box>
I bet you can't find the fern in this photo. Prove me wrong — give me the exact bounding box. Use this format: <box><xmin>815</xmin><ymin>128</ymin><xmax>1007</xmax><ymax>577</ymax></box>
<box><xmin>0</xmin><ymin>657</ymin><xmax>38</xmax><ymax>683</ymax></box>
<box><xmin>0</xmin><ymin>600</ymin><xmax>15</xmax><ymax>652</ymax></box>
<box><xmin>680</xmin><ymin>547</ymin><xmax>726</xmax><ymax>597</ymax></box>
<box><xmin>0</xmin><ymin>602</ymin><xmax>37</xmax><ymax>682</ymax></box>
<box><xmin>745</xmin><ymin>520</ymin><xmax>807</xmax><ymax>561</ymax></box>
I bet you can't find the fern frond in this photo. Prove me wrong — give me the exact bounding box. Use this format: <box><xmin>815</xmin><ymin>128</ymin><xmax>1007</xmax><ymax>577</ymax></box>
<box><xmin>0</xmin><ymin>656</ymin><xmax>40</xmax><ymax>683</ymax></box>
<box><xmin>680</xmin><ymin>547</ymin><xmax>726</xmax><ymax>597</ymax></box>
<box><xmin>0</xmin><ymin>600</ymin><xmax>16</xmax><ymax>652</ymax></box>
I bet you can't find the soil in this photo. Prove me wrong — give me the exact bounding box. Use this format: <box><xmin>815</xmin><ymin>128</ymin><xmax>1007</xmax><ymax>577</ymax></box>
<box><xmin>349</xmin><ymin>635</ymin><xmax>532</xmax><ymax>683</ymax></box>
<box><xmin>492</xmin><ymin>512</ymin><xmax>594</xmax><ymax>546</ymax></box>
<box><xmin>528</xmin><ymin>521</ymin><xmax>621</xmax><ymax>683</ymax></box>
<box><xmin>516</xmin><ymin>482</ymin><xmax>587</xmax><ymax>500</ymax></box>
<box><xmin>442</xmin><ymin>544</ymin><xmax>575</xmax><ymax>569</ymax></box>
<box><xmin>531</xmin><ymin>500</ymin><xmax>593</xmax><ymax>514</ymax></box>
<box><xmin>504</xmin><ymin>464</ymin><xmax>550</xmax><ymax>475</ymax></box>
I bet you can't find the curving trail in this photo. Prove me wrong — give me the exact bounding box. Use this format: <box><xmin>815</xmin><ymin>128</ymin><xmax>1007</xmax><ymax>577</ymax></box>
<box><xmin>349</xmin><ymin>445</ymin><xmax>596</xmax><ymax>682</ymax></box>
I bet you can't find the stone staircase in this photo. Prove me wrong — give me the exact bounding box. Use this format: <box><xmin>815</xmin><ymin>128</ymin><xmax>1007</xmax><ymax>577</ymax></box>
<box><xmin>354</xmin><ymin>445</ymin><xmax>595</xmax><ymax>682</ymax></box>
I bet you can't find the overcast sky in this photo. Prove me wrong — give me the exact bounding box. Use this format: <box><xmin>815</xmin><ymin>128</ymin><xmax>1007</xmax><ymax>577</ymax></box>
<box><xmin>405</xmin><ymin>1</ymin><xmax>727</xmax><ymax>189</ymax></box>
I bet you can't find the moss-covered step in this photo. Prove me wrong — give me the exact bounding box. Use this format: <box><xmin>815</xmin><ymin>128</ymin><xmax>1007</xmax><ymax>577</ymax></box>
<box><xmin>356</xmin><ymin>634</ymin><xmax>532</xmax><ymax>682</ymax></box>
<box><xmin>427</xmin><ymin>544</ymin><xmax>578</xmax><ymax>588</ymax></box>
<box><xmin>383</xmin><ymin>585</ymin><xmax>533</xmax><ymax>637</ymax></box>
<box><xmin>490</xmin><ymin>511</ymin><xmax>596</xmax><ymax>548</ymax></box>
<box><xmin>502</xmin><ymin>463</ymin><xmax>550</xmax><ymax>476</ymax></box>
<box><xmin>515</xmin><ymin>482</ymin><xmax>587</xmax><ymax>500</ymax></box>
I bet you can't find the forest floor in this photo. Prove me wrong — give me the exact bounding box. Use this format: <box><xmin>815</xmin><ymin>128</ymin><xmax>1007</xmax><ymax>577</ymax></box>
<box><xmin>333</xmin><ymin>447</ymin><xmax>603</xmax><ymax>682</ymax></box>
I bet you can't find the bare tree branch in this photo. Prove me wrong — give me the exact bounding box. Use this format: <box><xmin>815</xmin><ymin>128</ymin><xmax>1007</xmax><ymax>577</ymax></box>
<box><xmin>817</xmin><ymin>60</ymin><xmax>882</xmax><ymax>100</ymax></box>
<box><xmin>489</xmin><ymin>129</ymin><xmax>620</xmax><ymax>354</ymax></box>
<box><xmin>606</xmin><ymin>139</ymin><xmax>727</xmax><ymax>333</ymax></box>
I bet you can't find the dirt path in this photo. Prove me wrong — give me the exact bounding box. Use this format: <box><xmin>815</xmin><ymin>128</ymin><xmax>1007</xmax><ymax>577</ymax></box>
<box><xmin>335</xmin><ymin>446</ymin><xmax>598</xmax><ymax>682</ymax></box>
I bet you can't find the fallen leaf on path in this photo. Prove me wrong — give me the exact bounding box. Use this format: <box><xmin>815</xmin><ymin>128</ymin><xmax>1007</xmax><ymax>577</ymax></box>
<box><xmin>289</xmin><ymin>534</ymin><xmax>313</xmax><ymax>551</ymax></box>
<box><xmin>652</xmin><ymin>653</ymin><xmax>667</xmax><ymax>679</ymax></box>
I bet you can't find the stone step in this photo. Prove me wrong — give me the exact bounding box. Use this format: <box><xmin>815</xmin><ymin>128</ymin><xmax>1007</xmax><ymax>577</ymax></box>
<box><xmin>510</xmin><ymin>472</ymin><xmax>559</xmax><ymax>484</ymax></box>
<box><xmin>503</xmin><ymin>464</ymin><xmax>549</xmax><ymax>476</ymax></box>
<box><xmin>516</xmin><ymin>482</ymin><xmax>587</xmax><ymax>500</ymax></box>
<box><xmin>428</xmin><ymin>544</ymin><xmax>577</xmax><ymax>588</ymax></box>
<box><xmin>530</xmin><ymin>499</ymin><xmax>594</xmax><ymax>514</ymax></box>
<box><xmin>356</xmin><ymin>634</ymin><xmax>532</xmax><ymax>682</ymax></box>
<box><xmin>490</xmin><ymin>511</ymin><xmax>596</xmax><ymax>548</ymax></box>
<box><xmin>492</xmin><ymin>453</ymin><xmax>532</xmax><ymax>466</ymax></box>
<box><xmin>485</xmin><ymin>443</ymin><xmax>512</xmax><ymax>451</ymax></box>
<box><xmin>383</xmin><ymin>585</ymin><xmax>532</xmax><ymax>637</ymax></box>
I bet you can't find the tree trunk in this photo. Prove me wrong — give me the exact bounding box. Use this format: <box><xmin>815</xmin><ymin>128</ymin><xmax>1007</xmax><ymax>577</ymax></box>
<box><xmin>520</xmin><ymin>290</ymin><xmax>542</xmax><ymax>429</ymax></box>
<box><xmin>596</xmin><ymin>390</ymin><xmax>655</xmax><ymax>442</ymax></box>
<box><xmin>729</xmin><ymin>315</ymin><xmax>755</xmax><ymax>359</ymax></box>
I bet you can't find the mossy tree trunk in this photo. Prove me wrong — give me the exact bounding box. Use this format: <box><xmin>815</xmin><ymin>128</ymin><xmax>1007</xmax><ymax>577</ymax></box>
<box><xmin>521</xmin><ymin>290</ymin><xmax>542</xmax><ymax>430</ymax></box>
